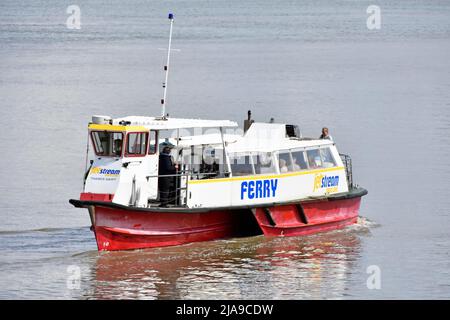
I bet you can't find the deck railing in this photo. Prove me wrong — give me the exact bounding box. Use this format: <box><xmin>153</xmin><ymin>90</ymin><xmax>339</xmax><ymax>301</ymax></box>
<box><xmin>146</xmin><ymin>170</ymin><xmax>227</xmax><ymax>207</ymax></box>
<box><xmin>339</xmin><ymin>154</ymin><xmax>353</xmax><ymax>189</ymax></box>
<box><xmin>146</xmin><ymin>156</ymin><xmax>356</xmax><ymax>207</ymax></box>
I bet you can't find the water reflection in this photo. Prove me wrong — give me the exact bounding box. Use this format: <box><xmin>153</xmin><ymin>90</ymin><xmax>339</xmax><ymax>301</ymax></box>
<box><xmin>87</xmin><ymin>221</ymin><xmax>370</xmax><ymax>299</ymax></box>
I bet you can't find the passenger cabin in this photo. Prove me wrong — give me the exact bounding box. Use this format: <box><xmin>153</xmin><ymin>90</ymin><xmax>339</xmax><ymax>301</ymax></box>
<box><xmin>82</xmin><ymin>115</ymin><xmax>349</xmax><ymax>209</ymax></box>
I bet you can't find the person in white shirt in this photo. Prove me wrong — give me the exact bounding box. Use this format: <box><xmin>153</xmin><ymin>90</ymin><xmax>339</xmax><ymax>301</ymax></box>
<box><xmin>279</xmin><ymin>159</ymin><xmax>289</xmax><ymax>173</ymax></box>
<box><xmin>319</xmin><ymin>127</ymin><xmax>333</xmax><ymax>141</ymax></box>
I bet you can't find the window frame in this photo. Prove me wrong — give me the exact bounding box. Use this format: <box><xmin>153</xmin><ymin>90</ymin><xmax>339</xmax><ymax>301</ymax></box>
<box><xmin>305</xmin><ymin>148</ymin><xmax>324</xmax><ymax>169</ymax></box>
<box><xmin>90</xmin><ymin>130</ymin><xmax>124</xmax><ymax>158</ymax></box>
<box><xmin>319</xmin><ymin>147</ymin><xmax>337</xmax><ymax>168</ymax></box>
<box><xmin>125</xmin><ymin>131</ymin><xmax>149</xmax><ymax>158</ymax></box>
<box><xmin>303</xmin><ymin>146</ymin><xmax>338</xmax><ymax>170</ymax></box>
<box><xmin>276</xmin><ymin>150</ymin><xmax>294</xmax><ymax>173</ymax></box>
<box><xmin>148</xmin><ymin>130</ymin><xmax>158</xmax><ymax>155</ymax></box>
<box><xmin>252</xmin><ymin>152</ymin><xmax>276</xmax><ymax>175</ymax></box>
<box><xmin>289</xmin><ymin>149</ymin><xmax>309</xmax><ymax>171</ymax></box>
<box><xmin>229</xmin><ymin>152</ymin><xmax>256</xmax><ymax>177</ymax></box>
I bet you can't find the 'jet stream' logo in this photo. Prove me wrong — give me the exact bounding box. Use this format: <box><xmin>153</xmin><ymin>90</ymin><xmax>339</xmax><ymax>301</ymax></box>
<box><xmin>313</xmin><ymin>174</ymin><xmax>339</xmax><ymax>192</ymax></box>
<box><xmin>90</xmin><ymin>167</ymin><xmax>121</xmax><ymax>176</ymax></box>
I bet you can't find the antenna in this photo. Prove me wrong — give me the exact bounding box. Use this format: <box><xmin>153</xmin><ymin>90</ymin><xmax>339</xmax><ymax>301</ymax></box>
<box><xmin>160</xmin><ymin>13</ymin><xmax>174</xmax><ymax>119</ymax></box>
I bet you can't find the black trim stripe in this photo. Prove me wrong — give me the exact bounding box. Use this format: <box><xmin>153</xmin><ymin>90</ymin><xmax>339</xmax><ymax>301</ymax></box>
<box><xmin>69</xmin><ymin>187</ymin><xmax>368</xmax><ymax>214</ymax></box>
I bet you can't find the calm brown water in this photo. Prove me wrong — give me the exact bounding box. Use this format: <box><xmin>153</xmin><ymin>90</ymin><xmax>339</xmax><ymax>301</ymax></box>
<box><xmin>1</xmin><ymin>0</ymin><xmax>450</xmax><ymax>299</ymax></box>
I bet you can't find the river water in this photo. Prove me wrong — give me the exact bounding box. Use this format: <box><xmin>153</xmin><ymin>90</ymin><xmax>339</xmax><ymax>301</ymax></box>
<box><xmin>1</xmin><ymin>0</ymin><xmax>450</xmax><ymax>299</ymax></box>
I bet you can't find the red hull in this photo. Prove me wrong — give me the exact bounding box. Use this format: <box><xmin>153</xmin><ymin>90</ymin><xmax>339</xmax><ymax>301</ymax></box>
<box><xmin>252</xmin><ymin>197</ymin><xmax>361</xmax><ymax>237</ymax></box>
<box><xmin>88</xmin><ymin>195</ymin><xmax>363</xmax><ymax>251</ymax></box>
<box><xmin>93</xmin><ymin>207</ymin><xmax>255</xmax><ymax>251</ymax></box>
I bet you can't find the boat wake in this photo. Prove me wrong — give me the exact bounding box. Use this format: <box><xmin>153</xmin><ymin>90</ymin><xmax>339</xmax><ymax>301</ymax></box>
<box><xmin>0</xmin><ymin>226</ymin><xmax>88</xmax><ymax>235</ymax></box>
<box><xmin>356</xmin><ymin>216</ymin><xmax>380</xmax><ymax>228</ymax></box>
<box><xmin>334</xmin><ymin>216</ymin><xmax>379</xmax><ymax>235</ymax></box>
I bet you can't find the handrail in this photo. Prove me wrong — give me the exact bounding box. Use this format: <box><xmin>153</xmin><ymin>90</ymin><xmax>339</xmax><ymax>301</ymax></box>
<box><xmin>339</xmin><ymin>153</ymin><xmax>353</xmax><ymax>189</ymax></box>
<box><xmin>146</xmin><ymin>173</ymin><xmax>188</xmax><ymax>179</ymax></box>
<box><xmin>146</xmin><ymin>171</ymin><xmax>228</xmax><ymax>180</ymax></box>
<box><xmin>146</xmin><ymin>170</ymin><xmax>231</xmax><ymax>206</ymax></box>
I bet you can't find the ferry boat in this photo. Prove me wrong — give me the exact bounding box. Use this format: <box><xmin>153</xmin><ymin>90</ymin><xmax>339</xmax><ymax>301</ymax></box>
<box><xmin>69</xmin><ymin>14</ymin><xmax>367</xmax><ymax>251</ymax></box>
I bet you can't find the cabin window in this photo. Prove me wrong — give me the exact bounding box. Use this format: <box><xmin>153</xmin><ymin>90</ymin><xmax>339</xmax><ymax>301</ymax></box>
<box><xmin>91</xmin><ymin>131</ymin><xmax>123</xmax><ymax>157</ymax></box>
<box><xmin>229</xmin><ymin>154</ymin><xmax>254</xmax><ymax>176</ymax></box>
<box><xmin>252</xmin><ymin>153</ymin><xmax>276</xmax><ymax>174</ymax></box>
<box><xmin>199</xmin><ymin>145</ymin><xmax>221</xmax><ymax>177</ymax></box>
<box><xmin>306</xmin><ymin>149</ymin><xmax>323</xmax><ymax>169</ymax></box>
<box><xmin>278</xmin><ymin>151</ymin><xmax>293</xmax><ymax>173</ymax></box>
<box><xmin>148</xmin><ymin>130</ymin><xmax>158</xmax><ymax>155</ymax></box>
<box><xmin>290</xmin><ymin>150</ymin><xmax>308</xmax><ymax>170</ymax></box>
<box><xmin>126</xmin><ymin>132</ymin><xmax>148</xmax><ymax>156</ymax></box>
<box><xmin>320</xmin><ymin>147</ymin><xmax>337</xmax><ymax>167</ymax></box>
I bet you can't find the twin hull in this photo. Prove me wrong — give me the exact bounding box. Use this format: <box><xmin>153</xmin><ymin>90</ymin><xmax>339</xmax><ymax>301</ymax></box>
<box><xmin>75</xmin><ymin>188</ymin><xmax>366</xmax><ymax>251</ymax></box>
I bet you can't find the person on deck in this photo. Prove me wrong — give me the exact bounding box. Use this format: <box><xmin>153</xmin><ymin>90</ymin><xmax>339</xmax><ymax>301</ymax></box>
<box><xmin>279</xmin><ymin>159</ymin><xmax>289</xmax><ymax>173</ymax></box>
<box><xmin>158</xmin><ymin>145</ymin><xmax>177</xmax><ymax>206</ymax></box>
<box><xmin>114</xmin><ymin>139</ymin><xmax>122</xmax><ymax>157</ymax></box>
<box><xmin>319</xmin><ymin>127</ymin><xmax>333</xmax><ymax>141</ymax></box>
<box><xmin>291</xmin><ymin>157</ymin><xmax>301</xmax><ymax>171</ymax></box>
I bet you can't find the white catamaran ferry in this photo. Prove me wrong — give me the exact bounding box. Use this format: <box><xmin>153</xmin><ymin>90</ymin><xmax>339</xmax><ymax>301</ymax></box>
<box><xmin>69</xmin><ymin>14</ymin><xmax>367</xmax><ymax>251</ymax></box>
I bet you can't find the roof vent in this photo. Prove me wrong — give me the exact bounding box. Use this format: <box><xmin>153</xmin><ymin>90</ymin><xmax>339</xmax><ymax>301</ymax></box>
<box><xmin>286</xmin><ymin>124</ymin><xmax>301</xmax><ymax>138</ymax></box>
<box><xmin>92</xmin><ymin>115</ymin><xmax>112</xmax><ymax>125</ymax></box>
<box><xmin>244</xmin><ymin>110</ymin><xmax>255</xmax><ymax>133</ymax></box>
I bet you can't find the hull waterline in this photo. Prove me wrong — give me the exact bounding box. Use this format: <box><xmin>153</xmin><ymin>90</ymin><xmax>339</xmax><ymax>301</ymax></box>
<box><xmin>71</xmin><ymin>188</ymin><xmax>367</xmax><ymax>251</ymax></box>
<box><xmin>93</xmin><ymin>208</ymin><xmax>253</xmax><ymax>251</ymax></box>
<box><xmin>252</xmin><ymin>197</ymin><xmax>361</xmax><ymax>237</ymax></box>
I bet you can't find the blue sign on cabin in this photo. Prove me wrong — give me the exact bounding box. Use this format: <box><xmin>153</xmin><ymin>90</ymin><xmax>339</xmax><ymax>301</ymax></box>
<box><xmin>241</xmin><ymin>179</ymin><xmax>278</xmax><ymax>200</ymax></box>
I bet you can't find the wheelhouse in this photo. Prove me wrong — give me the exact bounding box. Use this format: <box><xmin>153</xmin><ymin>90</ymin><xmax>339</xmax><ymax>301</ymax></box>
<box><xmin>89</xmin><ymin>124</ymin><xmax>158</xmax><ymax>158</ymax></box>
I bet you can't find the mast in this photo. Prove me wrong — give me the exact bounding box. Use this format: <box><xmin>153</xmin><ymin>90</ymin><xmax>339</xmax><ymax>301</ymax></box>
<box><xmin>160</xmin><ymin>13</ymin><xmax>174</xmax><ymax>119</ymax></box>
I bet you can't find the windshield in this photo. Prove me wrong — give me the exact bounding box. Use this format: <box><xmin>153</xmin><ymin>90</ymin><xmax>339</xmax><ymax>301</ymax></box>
<box><xmin>91</xmin><ymin>131</ymin><xmax>124</xmax><ymax>157</ymax></box>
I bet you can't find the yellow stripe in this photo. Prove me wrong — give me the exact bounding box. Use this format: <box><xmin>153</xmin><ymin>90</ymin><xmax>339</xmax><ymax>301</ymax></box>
<box><xmin>189</xmin><ymin>166</ymin><xmax>345</xmax><ymax>184</ymax></box>
<box><xmin>88</xmin><ymin>124</ymin><xmax>148</xmax><ymax>132</ymax></box>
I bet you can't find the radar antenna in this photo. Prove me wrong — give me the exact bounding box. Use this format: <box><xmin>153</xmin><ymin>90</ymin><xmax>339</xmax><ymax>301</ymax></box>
<box><xmin>159</xmin><ymin>13</ymin><xmax>174</xmax><ymax>119</ymax></box>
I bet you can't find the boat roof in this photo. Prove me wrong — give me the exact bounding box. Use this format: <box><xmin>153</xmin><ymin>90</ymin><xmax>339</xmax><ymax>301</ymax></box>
<box><xmin>227</xmin><ymin>123</ymin><xmax>334</xmax><ymax>153</ymax></box>
<box><xmin>175</xmin><ymin>133</ymin><xmax>239</xmax><ymax>146</ymax></box>
<box><xmin>90</xmin><ymin>115</ymin><xmax>334</xmax><ymax>152</ymax></box>
<box><xmin>227</xmin><ymin>137</ymin><xmax>334</xmax><ymax>153</ymax></box>
<box><xmin>171</xmin><ymin>122</ymin><xmax>334</xmax><ymax>152</ymax></box>
<box><xmin>112</xmin><ymin>116</ymin><xmax>238</xmax><ymax>130</ymax></box>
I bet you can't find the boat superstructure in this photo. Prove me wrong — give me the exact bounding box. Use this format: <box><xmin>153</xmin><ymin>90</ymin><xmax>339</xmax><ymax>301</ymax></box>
<box><xmin>69</xmin><ymin>14</ymin><xmax>367</xmax><ymax>251</ymax></box>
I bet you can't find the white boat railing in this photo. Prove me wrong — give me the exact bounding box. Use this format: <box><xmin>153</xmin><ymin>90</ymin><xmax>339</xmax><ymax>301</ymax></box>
<box><xmin>146</xmin><ymin>170</ymin><xmax>228</xmax><ymax>207</ymax></box>
<box><xmin>339</xmin><ymin>154</ymin><xmax>353</xmax><ymax>189</ymax></box>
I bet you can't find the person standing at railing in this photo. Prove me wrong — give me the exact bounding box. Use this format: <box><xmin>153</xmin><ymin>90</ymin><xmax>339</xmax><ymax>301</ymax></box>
<box><xmin>319</xmin><ymin>127</ymin><xmax>333</xmax><ymax>141</ymax></box>
<box><xmin>158</xmin><ymin>145</ymin><xmax>177</xmax><ymax>206</ymax></box>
